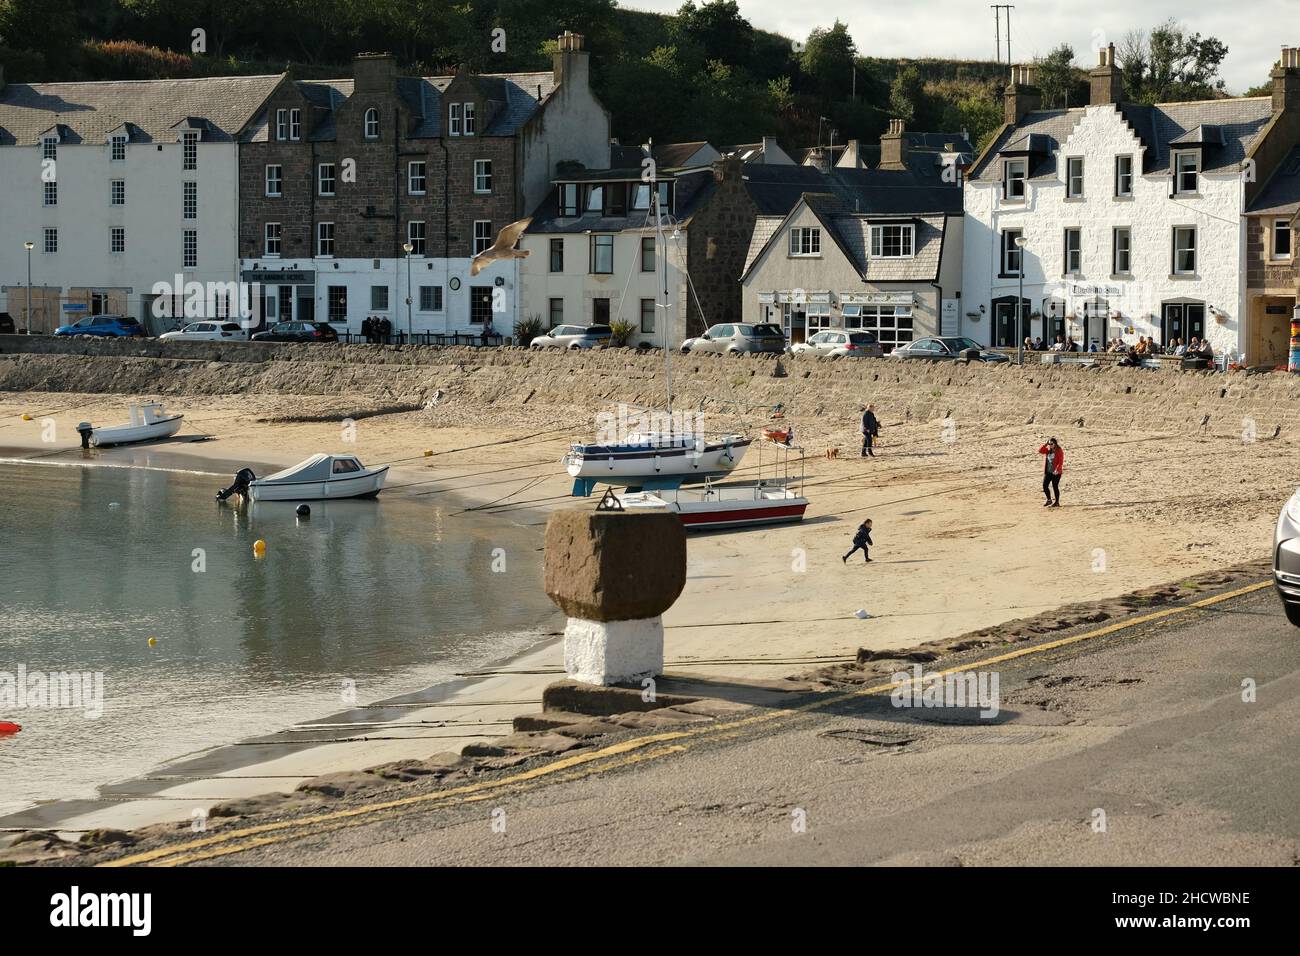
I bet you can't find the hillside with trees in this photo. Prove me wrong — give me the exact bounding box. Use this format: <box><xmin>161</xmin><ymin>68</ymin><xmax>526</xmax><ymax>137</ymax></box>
<box><xmin>0</xmin><ymin>1</ymin><xmax>1237</xmax><ymax>154</ymax></box>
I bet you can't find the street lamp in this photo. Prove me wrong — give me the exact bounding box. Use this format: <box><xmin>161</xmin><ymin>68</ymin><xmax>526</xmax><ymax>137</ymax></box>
<box><xmin>402</xmin><ymin>241</ymin><xmax>414</xmax><ymax>342</ymax></box>
<box><xmin>23</xmin><ymin>241</ymin><xmax>33</xmax><ymax>333</ymax></box>
<box><xmin>1014</xmin><ymin>235</ymin><xmax>1028</xmax><ymax>365</ymax></box>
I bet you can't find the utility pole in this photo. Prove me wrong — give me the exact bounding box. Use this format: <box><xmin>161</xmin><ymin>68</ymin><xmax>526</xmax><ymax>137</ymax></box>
<box><xmin>991</xmin><ymin>5</ymin><xmax>1015</xmax><ymax>65</ymax></box>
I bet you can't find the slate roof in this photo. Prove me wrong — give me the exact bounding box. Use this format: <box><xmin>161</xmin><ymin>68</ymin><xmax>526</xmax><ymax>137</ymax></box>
<box><xmin>740</xmin><ymin>163</ymin><xmax>963</xmax><ymax>217</ymax></box>
<box><xmin>799</xmin><ymin>132</ymin><xmax>974</xmax><ymax>168</ymax></box>
<box><xmin>971</xmin><ymin>98</ymin><xmax>1274</xmax><ymax>182</ymax></box>
<box><xmin>241</xmin><ymin>71</ymin><xmax>553</xmax><ymax>144</ymax></box>
<box><xmin>609</xmin><ymin>140</ymin><xmax>714</xmax><ymax>169</ymax></box>
<box><xmin>1248</xmin><ymin>146</ymin><xmax>1300</xmax><ymax>216</ymax></box>
<box><xmin>524</xmin><ymin>168</ymin><xmax>717</xmax><ymax>234</ymax></box>
<box><xmin>740</xmin><ymin>158</ymin><xmax>963</xmax><ymax>283</ymax></box>
<box><xmin>0</xmin><ymin>75</ymin><xmax>283</xmax><ymax>146</ymax></box>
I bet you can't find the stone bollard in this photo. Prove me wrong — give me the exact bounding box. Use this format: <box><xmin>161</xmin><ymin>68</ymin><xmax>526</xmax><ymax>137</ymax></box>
<box><xmin>544</xmin><ymin>510</ymin><xmax>686</xmax><ymax>686</ymax></box>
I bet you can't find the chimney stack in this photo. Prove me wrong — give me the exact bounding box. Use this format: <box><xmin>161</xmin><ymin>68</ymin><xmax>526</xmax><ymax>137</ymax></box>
<box><xmin>1273</xmin><ymin>46</ymin><xmax>1300</xmax><ymax>113</ymax></box>
<box><xmin>879</xmin><ymin>120</ymin><xmax>909</xmax><ymax>170</ymax></box>
<box><xmin>1004</xmin><ymin>64</ymin><xmax>1042</xmax><ymax>126</ymax></box>
<box><xmin>807</xmin><ymin>146</ymin><xmax>831</xmax><ymax>173</ymax></box>
<box><xmin>353</xmin><ymin>53</ymin><xmax>397</xmax><ymax>93</ymax></box>
<box><xmin>553</xmin><ymin>31</ymin><xmax>589</xmax><ymax>90</ymax></box>
<box><xmin>1089</xmin><ymin>43</ymin><xmax>1124</xmax><ymax>106</ymax></box>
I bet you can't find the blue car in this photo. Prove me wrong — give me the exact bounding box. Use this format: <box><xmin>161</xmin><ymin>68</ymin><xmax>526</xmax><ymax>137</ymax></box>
<box><xmin>53</xmin><ymin>315</ymin><xmax>146</xmax><ymax>338</ymax></box>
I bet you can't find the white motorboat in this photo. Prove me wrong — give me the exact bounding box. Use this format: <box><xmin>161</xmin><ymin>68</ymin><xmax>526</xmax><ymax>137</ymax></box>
<box><xmin>564</xmin><ymin>430</ymin><xmax>751</xmax><ymax>496</ymax></box>
<box><xmin>89</xmin><ymin>402</ymin><xmax>183</xmax><ymax>447</ymax></box>
<box><xmin>223</xmin><ymin>454</ymin><xmax>388</xmax><ymax>502</ymax></box>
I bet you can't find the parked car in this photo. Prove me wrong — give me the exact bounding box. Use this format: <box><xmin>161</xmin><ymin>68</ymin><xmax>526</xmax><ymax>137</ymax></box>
<box><xmin>1274</xmin><ymin>490</ymin><xmax>1300</xmax><ymax>627</ymax></box>
<box><xmin>529</xmin><ymin>324</ymin><xmax>612</xmax><ymax>349</ymax></box>
<box><xmin>53</xmin><ymin>315</ymin><xmax>146</xmax><ymax>338</ymax></box>
<box><xmin>681</xmin><ymin>323</ymin><xmax>786</xmax><ymax>355</ymax></box>
<box><xmin>890</xmin><ymin>336</ymin><xmax>1009</xmax><ymax>363</ymax></box>
<box><xmin>250</xmin><ymin>321</ymin><xmax>339</xmax><ymax>343</ymax></box>
<box><xmin>159</xmin><ymin>321</ymin><xmax>250</xmax><ymax>342</ymax></box>
<box><xmin>791</xmin><ymin>329</ymin><xmax>883</xmax><ymax>358</ymax></box>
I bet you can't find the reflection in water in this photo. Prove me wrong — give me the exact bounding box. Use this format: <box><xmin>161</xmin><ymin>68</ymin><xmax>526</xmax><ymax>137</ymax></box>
<box><xmin>0</xmin><ymin>462</ymin><xmax>554</xmax><ymax>814</ymax></box>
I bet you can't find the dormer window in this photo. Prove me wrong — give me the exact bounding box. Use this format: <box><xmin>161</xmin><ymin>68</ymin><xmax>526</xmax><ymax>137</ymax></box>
<box><xmin>449</xmin><ymin>103</ymin><xmax>462</xmax><ymax>137</ymax></box>
<box><xmin>364</xmin><ymin>108</ymin><xmax>379</xmax><ymax>139</ymax></box>
<box><xmin>182</xmin><ymin>131</ymin><xmax>198</xmax><ymax>171</ymax></box>
<box><xmin>110</xmin><ymin>135</ymin><xmax>127</xmax><ymax>162</ymax></box>
<box><xmin>42</xmin><ymin>136</ymin><xmax>57</xmax><ymax>161</ymax></box>
<box><xmin>559</xmin><ymin>183</ymin><xmax>578</xmax><ymax>217</ymax></box>
<box><xmin>584</xmin><ymin>184</ymin><xmax>604</xmax><ymax>214</ymax></box>
<box><xmin>463</xmin><ymin>103</ymin><xmax>476</xmax><ymax>136</ymax></box>
<box><xmin>870</xmin><ymin>223</ymin><xmax>914</xmax><ymax>259</ymax></box>
<box><xmin>1003</xmin><ymin>158</ymin><xmax>1027</xmax><ymax>201</ymax></box>
<box><xmin>1173</xmin><ymin>150</ymin><xmax>1199</xmax><ymax>194</ymax></box>
<box><xmin>631</xmin><ymin>183</ymin><xmax>651</xmax><ymax>210</ymax></box>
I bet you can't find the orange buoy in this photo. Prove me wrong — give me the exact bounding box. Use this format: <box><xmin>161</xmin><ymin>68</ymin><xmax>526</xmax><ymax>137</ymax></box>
<box><xmin>0</xmin><ymin>722</ymin><xmax>21</xmax><ymax>736</ymax></box>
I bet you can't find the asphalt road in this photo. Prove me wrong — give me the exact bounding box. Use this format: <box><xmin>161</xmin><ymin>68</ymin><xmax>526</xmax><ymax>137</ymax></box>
<box><xmin>187</xmin><ymin>584</ymin><xmax>1300</xmax><ymax>866</ymax></box>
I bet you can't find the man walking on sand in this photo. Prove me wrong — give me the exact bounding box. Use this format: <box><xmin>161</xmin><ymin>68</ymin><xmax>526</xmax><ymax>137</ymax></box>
<box><xmin>843</xmin><ymin>519</ymin><xmax>873</xmax><ymax>563</ymax></box>
<box><xmin>861</xmin><ymin>404</ymin><xmax>880</xmax><ymax>457</ymax></box>
<box><xmin>1038</xmin><ymin>437</ymin><xmax>1063</xmax><ymax>507</ymax></box>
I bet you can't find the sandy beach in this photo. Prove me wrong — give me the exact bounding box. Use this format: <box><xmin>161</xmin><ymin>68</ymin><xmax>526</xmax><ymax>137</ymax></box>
<box><xmin>0</xmin><ymin>381</ymin><xmax>1290</xmax><ymax>832</ymax></box>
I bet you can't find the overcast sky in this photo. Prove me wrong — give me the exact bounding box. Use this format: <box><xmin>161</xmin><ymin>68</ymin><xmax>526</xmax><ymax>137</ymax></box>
<box><xmin>624</xmin><ymin>0</ymin><xmax>1290</xmax><ymax>93</ymax></box>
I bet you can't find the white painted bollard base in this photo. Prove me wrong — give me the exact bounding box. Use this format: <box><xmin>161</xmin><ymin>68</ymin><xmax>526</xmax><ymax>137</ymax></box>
<box><xmin>563</xmin><ymin>616</ymin><xmax>664</xmax><ymax>686</ymax></box>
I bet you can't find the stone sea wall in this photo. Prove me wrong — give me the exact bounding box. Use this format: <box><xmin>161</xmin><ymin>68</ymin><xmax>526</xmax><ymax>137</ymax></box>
<box><xmin>2</xmin><ymin>334</ymin><xmax>1298</xmax><ymax>435</ymax></box>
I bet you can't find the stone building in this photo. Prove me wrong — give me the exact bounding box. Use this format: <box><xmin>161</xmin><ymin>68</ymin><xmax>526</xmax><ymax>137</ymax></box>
<box><xmin>963</xmin><ymin>47</ymin><xmax>1300</xmax><ymax>356</ymax></box>
<box><xmin>237</xmin><ymin>32</ymin><xmax>609</xmax><ymax>337</ymax></box>
<box><xmin>1243</xmin><ymin>49</ymin><xmax>1300</xmax><ymax>366</ymax></box>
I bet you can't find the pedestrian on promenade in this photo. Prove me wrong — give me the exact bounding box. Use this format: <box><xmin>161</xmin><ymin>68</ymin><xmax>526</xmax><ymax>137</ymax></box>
<box><xmin>861</xmin><ymin>403</ymin><xmax>880</xmax><ymax>458</ymax></box>
<box><xmin>1039</xmin><ymin>437</ymin><xmax>1064</xmax><ymax>507</ymax></box>
<box><xmin>842</xmin><ymin>519</ymin><xmax>873</xmax><ymax>563</ymax></box>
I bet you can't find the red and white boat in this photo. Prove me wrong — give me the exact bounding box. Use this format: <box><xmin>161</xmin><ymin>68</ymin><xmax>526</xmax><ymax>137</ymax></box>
<box><xmin>608</xmin><ymin>439</ymin><xmax>807</xmax><ymax>531</ymax></box>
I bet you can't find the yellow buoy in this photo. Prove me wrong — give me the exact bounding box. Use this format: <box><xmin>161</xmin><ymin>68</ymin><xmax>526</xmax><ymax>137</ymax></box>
<box><xmin>147</xmin><ymin>637</ymin><xmax>157</xmax><ymax>647</ymax></box>
<box><xmin>253</xmin><ymin>539</ymin><xmax>267</xmax><ymax>557</ymax></box>
<box><xmin>21</xmin><ymin>414</ymin><xmax>32</xmax><ymax>421</ymax></box>
<box><xmin>423</xmin><ymin>449</ymin><xmax>433</xmax><ymax>457</ymax></box>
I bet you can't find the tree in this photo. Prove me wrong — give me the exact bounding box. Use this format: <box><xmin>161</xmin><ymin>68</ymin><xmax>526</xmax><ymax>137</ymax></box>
<box><xmin>1118</xmin><ymin>19</ymin><xmax>1228</xmax><ymax>104</ymax></box>
<box><xmin>799</xmin><ymin>20</ymin><xmax>856</xmax><ymax>101</ymax></box>
<box><xmin>1035</xmin><ymin>43</ymin><xmax>1083</xmax><ymax>109</ymax></box>
<box><xmin>0</xmin><ymin>0</ymin><xmax>77</xmax><ymax>63</ymax></box>
<box><xmin>671</xmin><ymin>0</ymin><xmax>753</xmax><ymax>67</ymax></box>
<box><xmin>888</xmin><ymin>64</ymin><xmax>926</xmax><ymax>123</ymax></box>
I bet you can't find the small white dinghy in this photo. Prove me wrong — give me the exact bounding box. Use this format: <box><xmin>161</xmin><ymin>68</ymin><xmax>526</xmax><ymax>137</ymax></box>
<box><xmin>90</xmin><ymin>402</ymin><xmax>183</xmax><ymax>447</ymax></box>
<box><xmin>244</xmin><ymin>454</ymin><xmax>388</xmax><ymax>502</ymax></box>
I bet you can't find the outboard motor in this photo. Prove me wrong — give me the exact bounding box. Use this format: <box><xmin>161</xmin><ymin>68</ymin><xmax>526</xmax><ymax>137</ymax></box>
<box><xmin>76</xmin><ymin>422</ymin><xmax>94</xmax><ymax>449</ymax></box>
<box><xmin>216</xmin><ymin>467</ymin><xmax>256</xmax><ymax>501</ymax></box>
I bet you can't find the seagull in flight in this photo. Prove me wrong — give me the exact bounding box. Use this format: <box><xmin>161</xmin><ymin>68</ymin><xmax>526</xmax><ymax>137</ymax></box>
<box><xmin>470</xmin><ymin>217</ymin><xmax>532</xmax><ymax>276</ymax></box>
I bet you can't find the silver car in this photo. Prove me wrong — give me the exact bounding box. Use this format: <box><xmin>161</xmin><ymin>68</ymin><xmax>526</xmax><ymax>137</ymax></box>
<box><xmin>891</xmin><ymin>336</ymin><xmax>1010</xmax><ymax>363</ymax></box>
<box><xmin>1274</xmin><ymin>491</ymin><xmax>1300</xmax><ymax>626</ymax></box>
<box><xmin>159</xmin><ymin>321</ymin><xmax>249</xmax><ymax>342</ymax></box>
<box><xmin>681</xmin><ymin>323</ymin><xmax>786</xmax><ymax>355</ymax></box>
<box><xmin>530</xmin><ymin>324</ymin><xmax>612</xmax><ymax>350</ymax></box>
<box><xmin>791</xmin><ymin>329</ymin><xmax>883</xmax><ymax>358</ymax></box>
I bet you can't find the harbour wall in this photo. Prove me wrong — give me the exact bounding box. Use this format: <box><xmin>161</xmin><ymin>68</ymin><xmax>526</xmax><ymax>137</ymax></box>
<box><xmin>1</xmin><ymin>335</ymin><xmax>1297</xmax><ymax>436</ymax></box>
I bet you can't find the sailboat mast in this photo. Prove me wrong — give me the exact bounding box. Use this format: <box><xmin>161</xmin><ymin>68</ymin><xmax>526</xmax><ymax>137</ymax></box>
<box><xmin>654</xmin><ymin>172</ymin><xmax>672</xmax><ymax>413</ymax></box>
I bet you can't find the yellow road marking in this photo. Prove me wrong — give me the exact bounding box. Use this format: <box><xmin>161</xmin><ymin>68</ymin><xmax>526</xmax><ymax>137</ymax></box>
<box><xmin>102</xmin><ymin>579</ymin><xmax>1272</xmax><ymax>867</ymax></box>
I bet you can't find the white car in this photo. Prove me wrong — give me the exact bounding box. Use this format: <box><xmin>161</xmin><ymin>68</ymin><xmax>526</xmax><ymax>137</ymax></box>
<box><xmin>159</xmin><ymin>321</ymin><xmax>249</xmax><ymax>342</ymax></box>
<box><xmin>791</xmin><ymin>329</ymin><xmax>883</xmax><ymax>358</ymax></box>
<box><xmin>530</xmin><ymin>324</ymin><xmax>613</xmax><ymax>349</ymax></box>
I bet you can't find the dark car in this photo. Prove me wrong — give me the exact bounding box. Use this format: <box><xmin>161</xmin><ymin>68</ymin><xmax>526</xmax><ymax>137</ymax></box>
<box><xmin>251</xmin><ymin>321</ymin><xmax>339</xmax><ymax>343</ymax></box>
<box><xmin>890</xmin><ymin>336</ymin><xmax>1009</xmax><ymax>363</ymax></box>
<box><xmin>53</xmin><ymin>315</ymin><xmax>146</xmax><ymax>338</ymax></box>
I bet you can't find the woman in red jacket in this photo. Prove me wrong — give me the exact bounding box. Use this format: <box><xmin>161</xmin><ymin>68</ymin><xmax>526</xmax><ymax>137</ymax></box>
<box><xmin>1039</xmin><ymin>438</ymin><xmax>1063</xmax><ymax>507</ymax></box>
